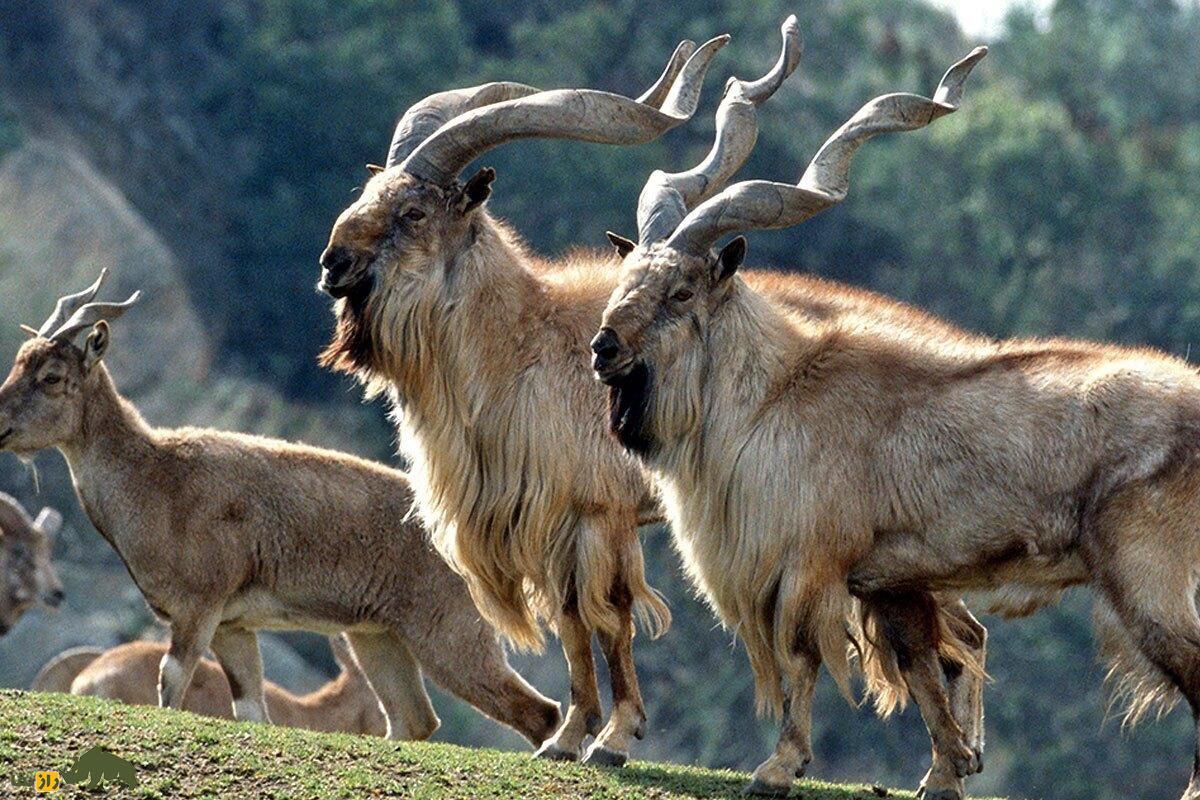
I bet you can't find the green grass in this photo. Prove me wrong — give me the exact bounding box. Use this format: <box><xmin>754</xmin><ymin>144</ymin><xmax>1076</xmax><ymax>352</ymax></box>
<box><xmin>0</xmin><ymin>690</ymin><xmax>1000</xmax><ymax>799</ymax></box>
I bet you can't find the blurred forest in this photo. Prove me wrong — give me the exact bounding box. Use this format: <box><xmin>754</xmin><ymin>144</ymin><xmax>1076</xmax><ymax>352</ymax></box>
<box><xmin>0</xmin><ymin>1</ymin><xmax>1198</xmax><ymax>798</ymax></box>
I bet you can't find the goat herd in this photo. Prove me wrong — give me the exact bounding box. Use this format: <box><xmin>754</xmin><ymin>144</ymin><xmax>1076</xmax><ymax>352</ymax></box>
<box><xmin>3</xmin><ymin>15</ymin><xmax>1199</xmax><ymax>800</ymax></box>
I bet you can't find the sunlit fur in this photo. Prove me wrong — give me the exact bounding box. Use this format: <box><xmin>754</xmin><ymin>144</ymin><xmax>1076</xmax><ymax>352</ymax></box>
<box><xmin>0</xmin><ymin>334</ymin><xmax>560</xmax><ymax>746</ymax></box>
<box><xmin>317</xmin><ymin>168</ymin><xmax>975</xmax><ymax>763</ymax></box>
<box><xmin>599</xmin><ymin>247</ymin><xmax>987</xmax><ymax>716</ymax></box>
<box><xmin>0</xmin><ymin>493</ymin><xmax>62</xmax><ymax>635</ymax></box>
<box><xmin>322</xmin><ymin>171</ymin><xmax>668</xmax><ymax>651</ymax></box>
<box><xmin>602</xmin><ymin>239</ymin><xmax>1200</xmax><ymax>758</ymax></box>
<box><xmin>47</xmin><ymin>638</ymin><xmax>388</xmax><ymax>737</ymax></box>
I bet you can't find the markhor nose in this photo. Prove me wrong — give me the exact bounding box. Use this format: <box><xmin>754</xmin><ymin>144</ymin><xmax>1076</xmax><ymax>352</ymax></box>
<box><xmin>591</xmin><ymin>328</ymin><xmax>621</xmax><ymax>361</ymax></box>
<box><xmin>320</xmin><ymin>246</ymin><xmax>354</xmax><ymax>277</ymax></box>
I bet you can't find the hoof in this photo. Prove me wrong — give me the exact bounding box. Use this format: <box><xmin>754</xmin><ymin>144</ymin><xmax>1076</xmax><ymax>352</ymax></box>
<box><xmin>971</xmin><ymin>747</ymin><xmax>984</xmax><ymax>774</ymax></box>
<box><xmin>742</xmin><ymin>778</ymin><xmax>792</xmax><ymax>797</ymax></box>
<box><xmin>951</xmin><ymin>750</ymin><xmax>979</xmax><ymax>778</ymax></box>
<box><xmin>916</xmin><ymin>788</ymin><xmax>962</xmax><ymax>800</ymax></box>
<box><xmin>535</xmin><ymin>742</ymin><xmax>579</xmax><ymax>762</ymax></box>
<box><xmin>583</xmin><ymin>744</ymin><xmax>628</xmax><ymax>768</ymax></box>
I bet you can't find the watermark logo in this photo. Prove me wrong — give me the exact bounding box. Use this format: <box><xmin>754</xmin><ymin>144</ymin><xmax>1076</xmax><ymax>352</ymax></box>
<box><xmin>22</xmin><ymin>746</ymin><xmax>139</xmax><ymax>792</ymax></box>
<box><xmin>33</xmin><ymin>771</ymin><xmax>60</xmax><ymax>793</ymax></box>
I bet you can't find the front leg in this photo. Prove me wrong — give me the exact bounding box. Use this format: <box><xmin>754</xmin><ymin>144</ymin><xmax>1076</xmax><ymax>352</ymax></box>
<box><xmin>209</xmin><ymin>624</ymin><xmax>270</xmax><ymax>723</ymax></box>
<box><xmin>159</xmin><ymin>610</ymin><xmax>221</xmax><ymax>710</ymax></box>
<box><xmin>744</xmin><ymin>649</ymin><xmax>820</xmax><ymax>796</ymax></box>
<box><xmin>586</xmin><ymin>580</ymin><xmax>645</xmax><ymax>767</ymax></box>
<box><xmin>536</xmin><ymin>607</ymin><xmax>602</xmax><ymax>761</ymax></box>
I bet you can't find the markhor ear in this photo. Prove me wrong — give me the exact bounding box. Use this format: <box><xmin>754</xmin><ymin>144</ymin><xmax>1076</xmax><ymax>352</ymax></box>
<box><xmin>365</xmin><ymin>164</ymin><xmax>385</xmax><ymax>176</ymax></box>
<box><xmin>455</xmin><ymin>167</ymin><xmax>496</xmax><ymax>214</ymax></box>
<box><xmin>83</xmin><ymin>321</ymin><xmax>110</xmax><ymax>371</ymax></box>
<box><xmin>715</xmin><ymin>236</ymin><xmax>746</xmax><ymax>282</ymax></box>
<box><xmin>606</xmin><ymin>231</ymin><xmax>636</xmax><ymax>258</ymax></box>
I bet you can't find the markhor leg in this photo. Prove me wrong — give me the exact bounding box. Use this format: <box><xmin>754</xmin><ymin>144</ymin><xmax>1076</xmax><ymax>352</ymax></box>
<box><xmin>159</xmin><ymin>610</ymin><xmax>221</xmax><ymax>710</ymax></box>
<box><xmin>941</xmin><ymin>598</ymin><xmax>986</xmax><ymax>772</ymax></box>
<box><xmin>209</xmin><ymin>624</ymin><xmax>269</xmax><ymax>723</ymax></box>
<box><xmin>586</xmin><ymin>581</ymin><xmax>646</xmax><ymax>767</ymax></box>
<box><xmin>347</xmin><ymin>631</ymin><xmax>439</xmax><ymax>740</ymax></box>
<box><xmin>536</xmin><ymin>608</ymin><xmax>602</xmax><ymax>761</ymax></box>
<box><xmin>744</xmin><ymin>649</ymin><xmax>820</xmax><ymax>796</ymax></box>
<box><xmin>870</xmin><ymin>592</ymin><xmax>975</xmax><ymax>800</ymax></box>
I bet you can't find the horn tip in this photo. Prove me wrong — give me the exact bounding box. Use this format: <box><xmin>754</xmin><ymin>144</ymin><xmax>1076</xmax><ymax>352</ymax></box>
<box><xmin>963</xmin><ymin>45</ymin><xmax>989</xmax><ymax>65</ymax></box>
<box><xmin>782</xmin><ymin>14</ymin><xmax>800</xmax><ymax>35</ymax></box>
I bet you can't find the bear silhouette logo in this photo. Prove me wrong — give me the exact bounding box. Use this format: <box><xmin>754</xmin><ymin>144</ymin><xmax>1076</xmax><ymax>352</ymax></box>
<box><xmin>60</xmin><ymin>746</ymin><xmax>139</xmax><ymax>788</ymax></box>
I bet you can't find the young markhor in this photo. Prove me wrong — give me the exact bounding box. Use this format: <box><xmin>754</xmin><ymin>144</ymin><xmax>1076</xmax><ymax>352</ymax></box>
<box><xmin>0</xmin><ymin>271</ymin><xmax>560</xmax><ymax>746</ymax></box>
<box><xmin>38</xmin><ymin>636</ymin><xmax>387</xmax><ymax>737</ymax></box>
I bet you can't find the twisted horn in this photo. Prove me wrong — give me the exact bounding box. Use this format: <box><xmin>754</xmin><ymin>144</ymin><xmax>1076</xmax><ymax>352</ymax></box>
<box><xmin>46</xmin><ymin>284</ymin><xmax>142</xmax><ymax>344</ymax></box>
<box><xmin>637</xmin><ymin>39</ymin><xmax>700</xmax><ymax>107</ymax></box>
<box><xmin>385</xmin><ymin>39</ymin><xmax>699</xmax><ymax>169</ymax></box>
<box><xmin>400</xmin><ymin>35</ymin><xmax>730</xmax><ymax>186</ymax></box>
<box><xmin>636</xmin><ymin>15</ymin><xmax>802</xmax><ymax>245</ymax></box>
<box><xmin>666</xmin><ymin>46</ymin><xmax>987</xmax><ymax>256</ymax></box>
<box><xmin>36</xmin><ymin>269</ymin><xmax>107</xmax><ymax>338</ymax></box>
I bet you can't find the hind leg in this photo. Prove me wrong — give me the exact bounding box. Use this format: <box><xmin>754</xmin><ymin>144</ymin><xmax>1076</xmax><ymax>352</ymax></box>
<box><xmin>585</xmin><ymin>579</ymin><xmax>647</xmax><ymax>767</ymax></box>
<box><xmin>940</xmin><ymin>598</ymin><xmax>986</xmax><ymax>773</ymax></box>
<box><xmin>346</xmin><ymin>630</ymin><xmax>440</xmax><ymax>740</ymax></box>
<box><xmin>868</xmin><ymin>592</ymin><xmax>976</xmax><ymax>800</ymax></box>
<box><xmin>536</xmin><ymin>607</ymin><xmax>602</xmax><ymax>761</ymax></box>
<box><xmin>1084</xmin><ymin>482</ymin><xmax>1200</xmax><ymax>800</ymax></box>
<box><xmin>407</xmin><ymin>618</ymin><xmax>561</xmax><ymax>747</ymax></box>
<box><xmin>744</xmin><ymin>648</ymin><xmax>820</xmax><ymax>796</ymax></box>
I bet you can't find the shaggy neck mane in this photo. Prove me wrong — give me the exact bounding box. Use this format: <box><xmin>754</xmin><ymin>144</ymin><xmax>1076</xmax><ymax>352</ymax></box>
<box><xmin>323</xmin><ymin>209</ymin><xmax>619</xmax><ymax>647</ymax></box>
<box><xmin>650</xmin><ymin>279</ymin><xmax>797</xmax><ymax>481</ymax></box>
<box><xmin>645</xmin><ymin>281</ymin><xmax>859</xmax><ymax>713</ymax></box>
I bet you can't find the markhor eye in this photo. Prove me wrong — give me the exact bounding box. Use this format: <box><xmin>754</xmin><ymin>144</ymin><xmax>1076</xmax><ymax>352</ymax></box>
<box><xmin>42</xmin><ymin>374</ymin><xmax>61</xmax><ymax>385</ymax></box>
<box><xmin>402</xmin><ymin>208</ymin><xmax>425</xmax><ymax>222</ymax></box>
<box><xmin>671</xmin><ymin>288</ymin><xmax>694</xmax><ymax>302</ymax></box>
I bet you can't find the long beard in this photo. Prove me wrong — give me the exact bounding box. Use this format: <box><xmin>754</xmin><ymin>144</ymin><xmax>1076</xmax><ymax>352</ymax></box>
<box><xmin>318</xmin><ymin>276</ymin><xmax>377</xmax><ymax>376</ymax></box>
<box><xmin>607</xmin><ymin>361</ymin><xmax>655</xmax><ymax>457</ymax></box>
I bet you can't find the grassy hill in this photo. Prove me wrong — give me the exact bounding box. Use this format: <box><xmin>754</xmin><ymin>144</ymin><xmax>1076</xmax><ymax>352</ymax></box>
<box><xmin>0</xmin><ymin>690</ymin><xmax>1006</xmax><ymax>799</ymax></box>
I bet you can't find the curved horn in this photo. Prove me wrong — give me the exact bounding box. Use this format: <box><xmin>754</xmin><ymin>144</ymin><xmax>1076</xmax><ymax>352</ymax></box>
<box><xmin>667</xmin><ymin>46</ymin><xmax>988</xmax><ymax>256</ymax></box>
<box><xmin>637</xmin><ymin>15</ymin><xmax>802</xmax><ymax>244</ymax></box>
<box><xmin>36</xmin><ymin>269</ymin><xmax>108</xmax><ymax>338</ymax></box>
<box><xmin>386</xmin><ymin>83</ymin><xmax>542</xmax><ymax>169</ymax></box>
<box><xmin>400</xmin><ymin>35</ymin><xmax>730</xmax><ymax>186</ymax></box>
<box><xmin>49</xmin><ymin>291</ymin><xmax>142</xmax><ymax>344</ymax></box>
<box><xmin>385</xmin><ymin>39</ymin><xmax>700</xmax><ymax>169</ymax></box>
<box><xmin>637</xmin><ymin>39</ymin><xmax>699</xmax><ymax>107</ymax></box>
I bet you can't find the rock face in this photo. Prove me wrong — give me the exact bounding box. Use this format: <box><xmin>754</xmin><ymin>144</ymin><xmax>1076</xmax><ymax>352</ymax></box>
<box><xmin>0</xmin><ymin>140</ymin><xmax>212</xmax><ymax>407</ymax></box>
<box><xmin>0</xmin><ymin>0</ymin><xmax>246</xmax><ymax>327</ymax></box>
